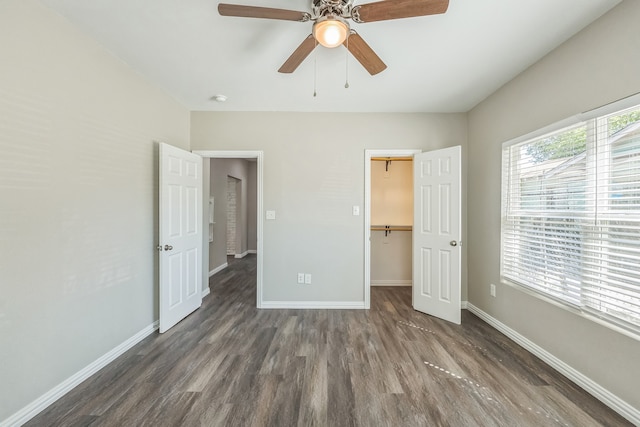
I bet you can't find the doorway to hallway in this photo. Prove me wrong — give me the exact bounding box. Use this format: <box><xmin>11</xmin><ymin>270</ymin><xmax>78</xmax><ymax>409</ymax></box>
<box><xmin>194</xmin><ymin>150</ymin><xmax>264</xmax><ymax>308</ymax></box>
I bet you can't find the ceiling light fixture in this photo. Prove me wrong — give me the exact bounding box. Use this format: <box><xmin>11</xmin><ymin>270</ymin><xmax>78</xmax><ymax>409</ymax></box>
<box><xmin>313</xmin><ymin>15</ymin><xmax>349</xmax><ymax>48</ymax></box>
<box><xmin>212</xmin><ymin>94</ymin><xmax>227</xmax><ymax>102</ymax></box>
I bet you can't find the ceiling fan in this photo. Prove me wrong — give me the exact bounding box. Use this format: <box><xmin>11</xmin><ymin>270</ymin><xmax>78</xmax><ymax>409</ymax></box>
<box><xmin>218</xmin><ymin>0</ymin><xmax>449</xmax><ymax>75</ymax></box>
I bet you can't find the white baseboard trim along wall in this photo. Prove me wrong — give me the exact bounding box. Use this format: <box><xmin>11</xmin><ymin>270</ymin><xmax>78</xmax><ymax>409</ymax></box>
<box><xmin>1</xmin><ymin>321</ymin><xmax>159</xmax><ymax>427</ymax></box>
<box><xmin>201</xmin><ymin>287</ymin><xmax>211</xmax><ymax>298</ymax></box>
<box><xmin>261</xmin><ymin>301</ymin><xmax>367</xmax><ymax>309</ymax></box>
<box><xmin>234</xmin><ymin>250</ymin><xmax>257</xmax><ymax>258</ymax></box>
<box><xmin>261</xmin><ymin>301</ymin><xmax>469</xmax><ymax>310</ymax></box>
<box><xmin>466</xmin><ymin>303</ymin><xmax>639</xmax><ymax>426</ymax></box>
<box><xmin>371</xmin><ymin>280</ymin><xmax>412</xmax><ymax>286</ymax></box>
<box><xmin>208</xmin><ymin>262</ymin><xmax>228</xmax><ymax>277</ymax></box>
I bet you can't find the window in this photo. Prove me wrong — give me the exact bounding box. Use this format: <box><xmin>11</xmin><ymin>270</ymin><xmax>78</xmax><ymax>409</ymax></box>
<box><xmin>501</xmin><ymin>102</ymin><xmax>640</xmax><ymax>335</ymax></box>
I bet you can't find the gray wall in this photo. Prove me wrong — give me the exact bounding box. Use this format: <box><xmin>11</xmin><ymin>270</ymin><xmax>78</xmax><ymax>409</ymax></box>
<box><xmin>0</xmin><ymin>0</ymin><xmax>190</xmax><ymax>420</ymax></box>
<box><xmin>467</xmin><ymin>0</ymin><xmax>640</xmax><ymax>411</ymax></box>
<box><xmin>191</xmin><ymin>112</ymin><xmax>468</xmax><ymax>302</ymax></box>
<box><xmin>208</xmin><ymin>158</ymin><xmax>254</xmax><ymax>273</ymax></box>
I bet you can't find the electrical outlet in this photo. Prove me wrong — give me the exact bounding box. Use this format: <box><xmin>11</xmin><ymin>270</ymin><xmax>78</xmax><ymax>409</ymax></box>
<box><xmin>304</xmin><ymin>273</ymin><xmax>312</xmax><ymax>284</ymax></box>
<box><xmin>490</xmin><ymin>283</ymin><xmax>496</xmax><ymax>297</ymax></box>
<box><xmin>297</xmin><ymin>273</ymin><xmax>305</xmax><ymax>284</ymax></box>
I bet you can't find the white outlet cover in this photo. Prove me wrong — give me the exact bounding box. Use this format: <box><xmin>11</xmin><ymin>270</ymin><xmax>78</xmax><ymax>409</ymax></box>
<box><xmin>266</xmin><ymin>210</ymin><xmax>276</xmax><ymax>220</ymax></box>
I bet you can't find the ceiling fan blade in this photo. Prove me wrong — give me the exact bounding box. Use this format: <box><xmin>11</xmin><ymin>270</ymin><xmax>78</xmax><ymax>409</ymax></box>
<box><xmin>218</xmin><ymin>4</ymin><xmax>309</xmax><ymax>22</ymax></box>
<box><xmin>344</xmin><ymin>32</ymin><xmax>387</xmax><ymax>75</ymax></box>
<box><xmin>278</xmin><ymin>35</ymin><xmax>317</xmax><ymax>73</ymax></box>
<box><xmin>353</xmin><ymin>0</ymin><xmax>449</xmax><ymax>23</ymax></box>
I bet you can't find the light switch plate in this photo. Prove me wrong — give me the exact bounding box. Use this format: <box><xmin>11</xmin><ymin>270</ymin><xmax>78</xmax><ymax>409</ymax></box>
<box><xmin>352</xmin><ymin>206</ymin><xmax>360</xmax><ymax>216</ymax></box>
<box><xmin>266</xmin><ymin>210</ymin><xmax>276</xmax><ymax>220</ymax></box>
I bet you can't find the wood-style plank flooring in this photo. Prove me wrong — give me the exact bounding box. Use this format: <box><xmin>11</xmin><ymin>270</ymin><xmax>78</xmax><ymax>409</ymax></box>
<box><xmin>27</xmin><ymin>255</ymin><xmax>631</xmax><ymax>426</ymax></box>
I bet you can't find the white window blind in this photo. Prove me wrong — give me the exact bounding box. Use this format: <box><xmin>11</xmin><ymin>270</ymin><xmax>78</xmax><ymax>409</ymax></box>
<box><xmin>501</xmin><ymin>104</ymin><xmax>640</xmax><ymax>334</ymax></box>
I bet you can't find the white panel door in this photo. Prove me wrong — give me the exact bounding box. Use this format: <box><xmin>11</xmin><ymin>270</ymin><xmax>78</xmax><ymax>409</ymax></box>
<box><xmin>159</xmin><ymin>143</ymin><xmax>203</xmax><ymax>333</ymax></box>
<box><xmin>413</xmin><ymin>146</ymin><xmax>461</xmax><ymax>324</ymax></box>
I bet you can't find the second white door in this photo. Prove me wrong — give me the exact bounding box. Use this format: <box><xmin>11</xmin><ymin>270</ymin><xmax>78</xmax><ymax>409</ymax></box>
<box><xmin>412</xmin><ymin>146</ymin><xmax>461</xmax><ymax>324</ymax></box>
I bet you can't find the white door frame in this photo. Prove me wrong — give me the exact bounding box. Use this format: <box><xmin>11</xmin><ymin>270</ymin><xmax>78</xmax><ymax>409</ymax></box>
<box><xmin>193</xmin><ymin>150</ymin><xmax>264</xmax><ymax>308</ymax></box>
<box><xmin>364</xmin><ymin>149</ymin><xmax>421</xmax><ymax>309</ymax></box>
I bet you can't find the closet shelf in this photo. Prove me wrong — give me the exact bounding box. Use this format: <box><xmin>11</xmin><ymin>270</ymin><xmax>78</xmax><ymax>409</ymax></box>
<box><xmin>371</xmin><ymin>225</ymin><xmax>413</xmax><ymax>232</ymax></box>
<box><xmin>371</xmin><ymin>157</ymin><xmax>412</xmax><ymax>162</ymax></box>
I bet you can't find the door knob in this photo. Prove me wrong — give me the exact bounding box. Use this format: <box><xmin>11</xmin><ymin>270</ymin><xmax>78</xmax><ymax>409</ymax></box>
<box><xmin>450</xmin><ymin>240</ymin><xmax>458</xmax><ymax>247</ymax></box>
<box><xmin>164</xmin><ymin>245</ymin><xmax>173</xmax><ymax>251</ymax></box>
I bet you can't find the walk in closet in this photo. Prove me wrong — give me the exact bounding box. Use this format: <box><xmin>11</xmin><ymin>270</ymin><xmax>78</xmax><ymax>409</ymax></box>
<box><xmin>370</xmin><ymin>157</ymin><xmax>413</xmax><ymax>286</ymax></box>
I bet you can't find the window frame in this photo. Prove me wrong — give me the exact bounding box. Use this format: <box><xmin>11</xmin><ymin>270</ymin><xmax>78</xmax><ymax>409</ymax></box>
<box><xmin>500</xmin><ymin>93</ymin><xmax>640</xmax><ymax>341</ymax></box>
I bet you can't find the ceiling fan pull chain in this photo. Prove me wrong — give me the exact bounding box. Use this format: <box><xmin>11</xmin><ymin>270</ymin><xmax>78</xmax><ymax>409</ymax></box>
<box><xmin>345</xmin><ymin>35</ymin><xmax>350</xmax><ymax>89</ymax></box>
<box><xmin>313</xmin><ymin>39</ymin><xmax>318</xmax><ymax>97</ymax></box>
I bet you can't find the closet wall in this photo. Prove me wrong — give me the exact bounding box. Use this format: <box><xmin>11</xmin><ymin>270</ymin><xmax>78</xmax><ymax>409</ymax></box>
<box><xmin>370</xmin><ymin>159</ymin><xmax>413</xmax><ymax>285</ymax></box>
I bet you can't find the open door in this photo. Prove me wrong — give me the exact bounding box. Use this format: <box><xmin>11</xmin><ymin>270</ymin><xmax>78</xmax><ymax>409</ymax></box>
<box><xmin>413</xmin><ymin>146</ymin><xmax>461</xmax><ymax>324</ymax></box>
<box><xmin>159</xmin><ymin>143</ymin><xmax>203</xmax><ymax>333</ymax></box>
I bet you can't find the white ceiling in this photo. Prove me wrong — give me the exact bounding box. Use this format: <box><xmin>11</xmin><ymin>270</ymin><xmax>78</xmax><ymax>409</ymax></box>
<box><xmin>42</xmin><ymin>0</ymin><xmax>621</xmax><ymax>113</ymax></box>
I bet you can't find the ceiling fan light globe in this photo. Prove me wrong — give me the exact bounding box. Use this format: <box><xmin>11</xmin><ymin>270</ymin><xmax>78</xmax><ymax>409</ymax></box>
<box><xmin>313</xmin><ymin>17</ymin><xmax>349</xmax><ymax>48</ymax></box>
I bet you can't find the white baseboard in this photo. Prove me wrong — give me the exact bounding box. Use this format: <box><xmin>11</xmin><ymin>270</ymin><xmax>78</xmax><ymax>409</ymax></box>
<box><xmin>1</xmin><ymin>321</ymin><xmax>159</xmax><ymax>427</ymax></box>
<box><xmin>247</xmin><ymin>249</ymin><xmax>257</xmax><ymax>254</ymax></box>
<box><xmin>201</xmin><ymin>287</ymin><xmax>211</xmax><ymax>298</ymax></box>
<box><xmin>234</xmin><ymin>251</ymin><xmax>249</xmax><ymax>259</ymax></box>
<box><xmin>461</xmin><ymin>300</ymin><xmax>468</xmax><ymax>309</ymax></box>
<box><xmin>209</xmin><ymin>262</ymin><xmax>228</xmax><ymax>277</ymax></box>
<box><xmin>371</xmin><ymin>280</ymin><xmax>412</xmax><ymax>286</ymax></box>
<box><xmin>261</xmin><ymin>301</ymin><xmax>366</xmax><ymax>309</ymax></box>
<box><xmin>260</xmin><ymin>300</ymin><xmax>465</xmax><ymax>311</ymax></box>
<box><xmin>466</xmin><ymin>303</ymin><xmax>639</xmax><ymax>426</ymax></box>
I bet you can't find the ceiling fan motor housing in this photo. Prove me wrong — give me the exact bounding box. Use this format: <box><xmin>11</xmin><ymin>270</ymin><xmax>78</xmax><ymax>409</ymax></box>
<box><xmin>312</xmin><ymin>0</ymin><xmax>353</xmax><ymax>19</ymax></box>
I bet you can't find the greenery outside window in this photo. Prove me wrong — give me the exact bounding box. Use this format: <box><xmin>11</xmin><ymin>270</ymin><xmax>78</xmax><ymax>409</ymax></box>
<box><xmin>501</xmin><ymin>102</ymin><xmax>640</xmax><ymax>335</ymax></box>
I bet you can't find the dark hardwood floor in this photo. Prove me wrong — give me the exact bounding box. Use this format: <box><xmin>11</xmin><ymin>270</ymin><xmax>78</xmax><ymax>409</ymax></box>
<box><xmin>27</xmin><ymin>255</ymin><xmax>631</xmax><ymax>426</ymax></box>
